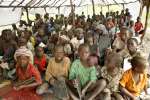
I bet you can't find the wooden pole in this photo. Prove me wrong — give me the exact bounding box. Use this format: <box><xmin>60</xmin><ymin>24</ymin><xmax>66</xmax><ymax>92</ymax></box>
<box><xmin>25</xmin><ymin>7</ymin><xmax>30</xmax><ymax>24</ymax></box>
<box><xmin>101</xmin><ymin>6</ymin><xmax>102</xmax><ymax>12</ymax></box>
<box><xmin>70</xmin><ymin>0</ymin><xmax>75</xmax><ymax>26</ymax></box>
<box><xmin>91</xmin><ymin>0</ymin><xmax>95</xmax><ymax>15</ymax></box>
<box><xmin>58</xmin><ymin>7</ymin><xmax>60</xmax><ymax>15</ymax></box>
<box><xmin>142</xmin><ymin>5</ymin><xmax>150</xmax><ymax>40</ymax></box>
<box><xmin>122</xmin><ymin>3</ymin><xmax>125</xmax><ymax>10</ymax></box>
<box><xmin>108</xmin><ymin>5</ymin><xmax>110</xmax><ymax>12</ymax></box>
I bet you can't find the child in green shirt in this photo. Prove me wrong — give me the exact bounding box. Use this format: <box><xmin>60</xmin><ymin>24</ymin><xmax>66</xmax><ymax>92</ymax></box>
<box><xmin>68</xmin><ymin>43</ymin><xmax>106</xmax><ymax>100</ymax></box>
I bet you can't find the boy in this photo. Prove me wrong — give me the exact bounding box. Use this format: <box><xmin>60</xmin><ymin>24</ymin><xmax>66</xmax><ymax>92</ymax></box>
<box><xmin>68</xmin><ymin>43</ymin><xmax>106</xmax><ymax>100</ymax></box>
<box><xmin>36</xmin><ymin>45</ymin><xmax>70</xmax><ymax>98</ymax></box>
<box><xmin>34</xmin><ymin>46</ymin><xmax>49</xmax><ymax>76</ymax></box>
<box><xmin>120</xmin><ymin>56</ymin><xmax>148</xmax><ymax>100</ymax></box>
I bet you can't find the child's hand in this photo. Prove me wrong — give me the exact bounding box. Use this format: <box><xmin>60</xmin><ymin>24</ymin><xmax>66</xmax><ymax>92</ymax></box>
<box><xmin>73</xmin><ymin>79</ymin><xmax>80</xmax><ymax>88</ymax></box>
<box><xmin>81</xmin><ymin>89</ymin><xmax>86</xmax><ymax>98</ymax></box>
<box><xmin>131</xmin><ymin>96</ymin><xmax>137</xmax><ymax>100</ymax></box>
<box><xmin>13</xmin><ymin>85</ymin><xmax>25</xmax><ymax>91</ymax></box>
<box><xmin>49</xmin><ymin>78</ymin><xmax>55</xmax><ymax>86</ymax></box>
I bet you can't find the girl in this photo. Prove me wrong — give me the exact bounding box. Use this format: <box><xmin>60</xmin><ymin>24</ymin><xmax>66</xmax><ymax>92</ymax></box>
<box><xmin>100</xmin><ymin>52</ymin><xmax>124</xmax><ymax>100</ymax></box>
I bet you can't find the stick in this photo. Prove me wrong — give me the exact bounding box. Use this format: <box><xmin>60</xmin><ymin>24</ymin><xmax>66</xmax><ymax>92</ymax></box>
<box><xmin>74</xmin><ymin>76</ymin><xmax>82</xmax><ymax>100</ymax></box>
<box><xmin>14</xmin><ymin>77</ymin><xmax>35</xmax><ymax>87</ymax></box>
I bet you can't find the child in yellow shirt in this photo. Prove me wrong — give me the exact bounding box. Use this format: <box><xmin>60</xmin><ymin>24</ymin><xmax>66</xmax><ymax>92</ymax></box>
<box><xmin>120</xmin><ymin>56</ymin><xmax>148</xmax><ymax>100</ymax></box>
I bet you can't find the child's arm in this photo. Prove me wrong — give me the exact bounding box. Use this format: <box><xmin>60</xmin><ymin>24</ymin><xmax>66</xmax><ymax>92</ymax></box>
<box><xmin>82</xmin><ymin>81</ymin><xmax>95</xmax><ymax>97</ymax></box>
<box><xmin>144</xmin><ymin>84</ymin><xmax>148</xmax><ymax>95</ymax></box>
<box><xmin>119</xmin><ymin>85</ymin><xmax>136</xmax><ymax>100</ymax></box>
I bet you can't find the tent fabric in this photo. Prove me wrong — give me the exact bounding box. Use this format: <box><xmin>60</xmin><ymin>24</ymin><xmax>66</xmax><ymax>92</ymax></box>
<box><xmin>0</xmin><ymin>0</ymin><xmax>140</xmax><ymax>26</ymax></box>
<box><xmin>0</xmin><ymin>8</ymin><xmax>22</xmax><ymax>26</ymax></box>
<box><xmin>0</xmin><ymin>0</ymin><xmax>138</xmax><ymax>7</ymax></box>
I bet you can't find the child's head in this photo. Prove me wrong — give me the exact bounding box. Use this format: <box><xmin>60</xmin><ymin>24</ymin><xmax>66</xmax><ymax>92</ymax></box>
<box><xmin>18</xmin><ymin>55</ymin><xmax>30</xmax><ymax>69</ymax></box>
<box><xmin>18</xmin><ymin>37</ymin><xmax>27</xmax><ymax>47</ymax></box>
<box><xmin>85</xmin><ymin>35</ymin><xmax>94</xmax><ymax>46</ymax></box>
<box><xmin>35</xmin><ymin>46</ymin><xmax>44</xmax><ymax>58</ymax></box>
<box><xmin>54</xmin><ymin>45</ymin><xmax>65</xmax><ymax>62</ymax></box>
<box><xmin>131</xmin><ymin>56</ymin><xmax>148</xmax><ymax>74</ymax></box>
<box><xmin>78</xmin><ymin>43</ymin><xmax>90</xmax><ymax>61</ymax></box>
<box><xmin>38</xmin><ymin>28</ymin><xmax>45</xmax><ymax>36</ymax></box>
<box><xmin>88</xmin><ymin>54</ymin><xmax>99</xmax><ymax>67</ymax></box>
<box><xmin>127</xmin><ymin>38</ymin><xmax>138</xmax><ymax>54</ymax></box>
<box><xmin>105</xmin><ymin>52</ymin><xmax>123</xmax><ymax>70</ymax></box>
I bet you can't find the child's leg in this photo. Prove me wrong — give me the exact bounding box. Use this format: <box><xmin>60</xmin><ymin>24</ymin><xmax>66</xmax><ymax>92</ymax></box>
<box><xmin>66</xmin><ymin>79</ymin><xmax>79</xmax><ymax>100</ymax></box>
<box><xmin>68</xmin><ymin>89</ymin><xmax>79</xmax><ymax>100</ymax></box>
<box><xmin>36</xmin><ymin>82</ymin><xmax>50</xmax><ymax>95</ymax></box>
<box><xmin>87</xmin><ymin>79</ymin><xmax>107</xmax><ymax>100</ymax></box>
<box><xmin>99</xmin><ymin>88</ymin><xmax>111</xmax><ymax>100</ymax></box>
<box><xmin>112</xmin><ymin>92</ymin><xmax>124</xmax><ymax>100</ymax></box>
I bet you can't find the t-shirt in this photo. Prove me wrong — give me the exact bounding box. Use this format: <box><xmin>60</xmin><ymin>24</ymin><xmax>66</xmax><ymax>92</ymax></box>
<box><xmin>120</xmin><ymin>69</ymin><xmax>147</xmax><ymax>96</ymax></box>
<box><xmin>134</xmin><ymin>22</ymin><xmax>143</xmax><ymax>33</ymax></box>
<box><xmin>16</xmin><ymin>63</ymin><xmax>42</xmax><ymax>84</ymax></box>
<box><xmin>45</xmin><ymin>57</ymin><xmax>70</xmax><ymax>82</ymax></box>
<box><xmin>69</xmin><ymin>59</ymin><xmax>97</xmax><ymax>87</ymax></box>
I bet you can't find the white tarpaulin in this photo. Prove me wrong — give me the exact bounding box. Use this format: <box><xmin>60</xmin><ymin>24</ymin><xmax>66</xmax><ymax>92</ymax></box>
<box><xmin>0</xmin><ymin>0</ymin><xmax>140</xmax><ymax>26</ymax></box>
<box><xmin>0</xmin><ymin>8</ymin><xmax>22</xmax><ymax>26</ymax></box>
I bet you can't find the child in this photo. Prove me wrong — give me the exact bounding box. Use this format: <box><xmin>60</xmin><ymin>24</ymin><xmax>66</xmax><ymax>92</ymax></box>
<box><xmin>3</xmin><ymin>47</ymin><xmax>42</xmax><ymax>100</ymax></box>
<box><xmin>120</xmin><ymin>56</ymin><xmax>148</xmax><ymax>100</ymax></box>
<box><xmin>85</xmin><ymin>35</ymin><xmax>99</xmax><ymax>56</ymax></box>
<box><xmin>123</xmin><ymin>37</ymin><xmax>144</xmax><ymax>71</ymax></box>
<box><xmin>134</xmin><ymin>17</ymin><xmax>143</xmax><ymax>34</ymax></box>
<box><xmin>68</xmin><ymin>43</ymin><xmax>106</xmax><ymax>100</ymax></box>
<box><xmin>34</xmin><ymin>46</ymin><xmax>49</xmax><ymax>76</ymax></box>
<box><xmin>100</xmin><ymin>52</ymin><xmax>124</xmax><ymax>100</ymax></box>
<box><xmin>36</xmin><ymin>45</ymin><xmax>70</xmax><ymax>98</ymax></box>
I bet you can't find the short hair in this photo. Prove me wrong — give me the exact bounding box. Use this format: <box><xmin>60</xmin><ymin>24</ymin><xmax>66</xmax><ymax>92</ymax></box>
<box><xmin>131</xmin><ymin>56</ymin><xmax>147</xmax><ymax>69</ymax></box>
<box><xmin>127</xmin><ymin>38</ymin><xmax>139</xmax><ymax>45</ymax></box>
<box><xmin>54</xmin><ymin>44</ymin><xmax>64</xmax><ymax>52</ymax></box>
<box><xmin>106</xmin><ymin>52</ymin><xmax>123</xmax><ymax>68</ymax></box>
<box><xmin>78</xmin><ymin>43</ymin><xmax>89</xmax><ymax>52</ymax></box>
<box><xmin>35</xmin><ymin>46</ymin><xmax>44</xmax><ymax>52</ymax></box>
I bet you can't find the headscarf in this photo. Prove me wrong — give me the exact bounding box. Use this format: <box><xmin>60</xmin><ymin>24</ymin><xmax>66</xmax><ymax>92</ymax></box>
<box><xmin>14</xmin><ymin>46</ymin><xmax>33</xmax><ymax>64</ymax></box>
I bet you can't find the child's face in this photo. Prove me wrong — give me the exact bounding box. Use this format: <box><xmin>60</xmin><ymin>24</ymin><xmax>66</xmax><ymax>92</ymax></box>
<box><xmin>18</xmin><ymin>55</ymin><xmax>29</xmax><ymax>69</ymax></box>
<box><xmin>38</xmin><ymin>29</ymin><xmax>45</xmax><ymax>36</ymax></box>
<box><xmin>106</xmin><ymin>60</ymin><xmax>116</xmax><ymax>70</ymax></box>
<box><xmin>87</xmin><ymin>38</ymin><xmax>93</xmax><ymax>45</ymax></box>
<box><xmin>79</xmin><ymin>47</ymin><xmax>90</xmax><ymax>61</ymax></box>
<box><xmin>36</xmin><ymin>47</ymin><xmax>44</xmax><ymax>57</ymax></box>
<box><xmin>134</xmin><ymin>64</ymin><xmax>146</xmax><ymax>74</ymax></box>
<box><xmin>127</xmin><ymin>40</ymin><xmax>138</xmax><ymax>53</ymax></box>
<box><xmin>54</xmin><ymin>48</ymin><xmax>64</xmax><ymax>62</ymax></box>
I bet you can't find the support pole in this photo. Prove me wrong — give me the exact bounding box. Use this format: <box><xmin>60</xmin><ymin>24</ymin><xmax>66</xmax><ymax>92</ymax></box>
<box><xmin>122</xmin><ymin>3</ymin><xmax>125</xmax><ymax>10</ymax></box>
<box><xmin>107</xmin><ymin>5</ymin><xmax>110</xmax><ymax>12</ymax></box>
<box><xmin>58</xmin><ymin>6</ymin><xmax>60</xmax><ymax>15</ymax></box>
<box><xmin>101</xmin><ymin>6</ymin><xmax>102</xmax><ymax>12</ymax></box>
<box><xmin>70</xmin><ymin>0</ymin><xmax>75</xmax><ymax>26</ymax></box>
<box><xmin>25</xmin><ymin>7</ymin><xmax>30</xmax><ymax>24</ymax></box>
<box><xmin>91</xmin><ymin>0</ymin><xmax>95</xmax><ymax>15</ymax></box>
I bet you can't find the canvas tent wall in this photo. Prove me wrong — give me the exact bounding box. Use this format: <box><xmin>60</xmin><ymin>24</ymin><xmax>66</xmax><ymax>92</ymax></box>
<box><xmin>0</xmin><ymin>0</ymin><xmax>140</xmax><ymax>26</ymax></box>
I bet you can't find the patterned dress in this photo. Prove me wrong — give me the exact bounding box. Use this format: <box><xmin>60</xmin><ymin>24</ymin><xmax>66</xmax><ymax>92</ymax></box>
<box><xmin>100</xmin><ymin>66</ymin><xmax>124</xmax><ymax>92</ymax></box>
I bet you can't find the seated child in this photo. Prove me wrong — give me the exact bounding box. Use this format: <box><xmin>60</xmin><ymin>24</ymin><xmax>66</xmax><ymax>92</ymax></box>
<box><xmin>120</xmin><ymin>56</ymin><xmax>148</xmax><ymax>100</ymax></box>
<box><xmin>3</xmin><ymin>47</ymin><xmax>42</xmax><ymax>100</ymax></box>
<box><xmin>123</xmin><ymin>37</ymin><xmax>145</xmax><ymax>71</ymax></box>
<box><xmin>87</xmin><ymin>54</ymin><xmax>101</xmax><ymax>78</ymax></box>
<box><xmin>100</xmin><ymin>52</ymin><xmax>124</xmax><ymax>100</ymax></box>
<box><xmin>36</xmin><ymin>45</ymin><xmax>70</xmax><ymax>98</ymax></box>
<box><xmin>68</xmin><ymin>43</ymin><xmax>106</xmax><ymax>100</ymax></box>
<box><xmin>85</xmin><ymin>35</ymin><xmax>99</xmax><ymax>56</ymax></box>
<box><xmin>34</xmin><ymin>46</ymin><xmax>49</xmax><ymax>76</ymax></box>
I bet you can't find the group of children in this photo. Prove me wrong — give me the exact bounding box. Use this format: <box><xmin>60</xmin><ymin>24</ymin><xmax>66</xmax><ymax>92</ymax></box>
<box><xmin>0</xmin><ymin>8</ymin><xmax>149</xmax><ymax>100</ymax></box>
